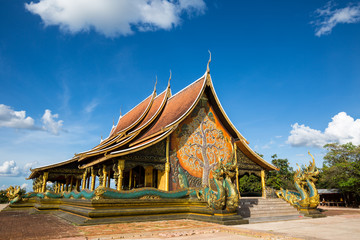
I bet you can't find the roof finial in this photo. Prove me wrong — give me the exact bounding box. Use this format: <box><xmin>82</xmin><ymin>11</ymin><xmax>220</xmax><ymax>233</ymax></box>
<box><xmin>168</xmin><ymin>70</ymin><xmax>171</xmax><ymax>87</ymax></box>
<box><xmin>207</xmin><ymin>50</ymin><xmax>211</xmax><ymax>74</ymax></box>
<box><xmin>113</xmin><ymin>117</ymin><xmax>115</xmax><ymax>126</ymax></box>
<box><xmin>119</xmin><ymin>107</ymin><xmax>122</xmax><ymax>118</ymax></box>
<box><xmin>154</xmin><ymin>75</ymin><xmax>158</xmax><ymax>92</ymax></box>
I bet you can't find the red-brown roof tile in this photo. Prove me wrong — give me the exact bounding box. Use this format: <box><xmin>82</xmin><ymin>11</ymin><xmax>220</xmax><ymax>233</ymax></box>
<box><xmin>110</xmin><ymin>92</ymin><xmax>154</xmax><ymax>137</ymax></box>
<box><xmin>133</xmin><ymin>76</ymin><xmax>206</xmax><ymax>144</ymax></box>
<box><xmin>129</xmin><ymin>88</ymin><xmax>169</xmax><ymax>134</ymax></box>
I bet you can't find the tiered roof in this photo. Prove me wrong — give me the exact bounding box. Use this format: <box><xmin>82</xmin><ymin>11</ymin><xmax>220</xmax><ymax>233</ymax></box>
<box><xmin>28</xmin><ymin>63</ymin><xmax>277</xmax><ymax>179</ymax></box>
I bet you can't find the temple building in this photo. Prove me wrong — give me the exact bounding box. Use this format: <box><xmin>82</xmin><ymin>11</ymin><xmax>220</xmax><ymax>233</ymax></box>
<box><xmin>28</xmin><ymin>59</ymin><xmax>277</xmax><ymax>199</ymax></box>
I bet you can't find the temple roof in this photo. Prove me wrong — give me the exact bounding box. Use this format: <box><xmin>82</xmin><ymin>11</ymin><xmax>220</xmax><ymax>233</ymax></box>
<box><xmin>28</xmin><ymin>63</ymin><xmax>277</xmax><ymax>179</ymax></box>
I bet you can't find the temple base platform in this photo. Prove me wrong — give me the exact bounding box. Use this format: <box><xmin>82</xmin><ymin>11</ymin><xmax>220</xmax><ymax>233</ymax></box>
<box><xmin>8</xmin><ymin>198</ymin><xmax>248</xmax><ymax>226</ymax></box>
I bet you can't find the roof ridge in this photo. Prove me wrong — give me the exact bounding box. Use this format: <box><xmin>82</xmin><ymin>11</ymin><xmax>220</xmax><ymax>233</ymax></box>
<box><xmin>168</xmin><ymin>73</ymin><xmax>206</xmax><ymax>100</ymax></box>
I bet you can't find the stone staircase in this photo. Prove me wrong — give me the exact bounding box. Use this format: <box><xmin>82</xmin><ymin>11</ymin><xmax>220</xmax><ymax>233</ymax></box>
<box><xmin>238</xmin><ymin>197</ymin><xmax>303</xmax><ymax>223</ymax></box>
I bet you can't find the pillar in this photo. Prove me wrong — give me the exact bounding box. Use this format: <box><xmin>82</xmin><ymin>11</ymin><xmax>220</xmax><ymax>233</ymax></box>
<box><xmin>82</xmin><ymin>170</ymin><xmax>87</xmax><ymax>190</ymax></box>
<box><xmin>107</xmin><ymin>168</ymin><xmax>111</xmax><ymax>188</ymax></box>
<box><xmin>60</xmin><ymin>183</ymin><xmax>64</xmax><ymax>192</ymax></box>
<box><xmin>129</xmin><ymin>169</ymin><xmax>133</xmax><ymax>189</ymax></box>
<box><xmin>87</xmin><ymin>175</ymin><xmax>90</xmax><ymax>189</ymax></box>
<box><xmin>117</xmin><ymin>160</ymin><xmax>125</xmax><ymax>190</ymax></box>
<box><xmin>157</xmin><ymin>170</ymin><xmax>166</xmax><ymax>190</ymax></box>
<box><xmin>70</xmin><ymin>175</ymin><xmax>74</xmax><ymax>191</ymax></box>
<box><xmin>41</xmin><ymin>172</ymin><xmax>48</xmax><ymax>193</ymax></box>
<box><xmin>261</xmin><ymin>170</ymin><xmax>266</xmax><ymax>198</ymax></box>
<box><xmin>75</xmin><ymin>178</ymin><xmax>80</xmax><ymax>191</ymax></box>
<box><xmin>165</xmin><ymin>136</ymin><xmax>170</xmax><ymax>191</ymax></box>
<box><xmin>234</xmin><ymin>142</ymin><xmax>240</xmax><ymax>197</ymax></box>
<box><xmin>102</xmin><ymin>165</ymin><xmax>107</xmax><ymax>187</ymax></box>
<box><xmin>145</xmin><ymin>166</ymin><xmax>154</xmax><ymax>187</ymax></box>
<box><xmin>65</xmin><ymin>177</ymin><xmax>69</xmax><ymax>191</ymax></box>
<box><xmin>91</xmin><ymin>167</ymin><xmax>96</xmax><ymax>191</ymax></box>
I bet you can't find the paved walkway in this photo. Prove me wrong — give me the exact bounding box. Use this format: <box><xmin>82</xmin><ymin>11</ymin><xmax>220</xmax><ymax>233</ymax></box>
<box><xmin>0</xmin><ymin>204</ymin><xmax>359</xmax><ymax>240</ymax></box>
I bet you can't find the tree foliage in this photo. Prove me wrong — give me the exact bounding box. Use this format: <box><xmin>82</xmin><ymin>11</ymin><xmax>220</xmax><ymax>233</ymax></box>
<box><xmin>238</xmin><ymin>174</ymin><xmax>261</xmax><ymax>193</ymax></box>
<box><xmin>318</xmin><ymin>143</ymin><xmax>360</xmax><ymax>205</ymax></box>
<box><xmin>266</xmin><ymin>154</ymin><xmax>295</xmax><ymax>190</ymax></box>
<box><xmin>0</xmin><ymin>190</ymin><xmax>8</xmax><ymax>203</ymax></box>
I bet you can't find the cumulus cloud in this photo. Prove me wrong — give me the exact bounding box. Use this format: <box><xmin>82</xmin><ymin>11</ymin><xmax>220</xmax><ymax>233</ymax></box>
<box><xmin>288</xmin><ymin>112</ymin><xmax>360</xmax><ymax>148</ymax></box>
<box><xmin>312</xmin><ymin>1</ymin><xmax>360</xmax><ymax>37</ymax></box>
<box><xmin>0</xmin><ymin>104</ymin><xmax>35</xmax><ymax>129</ymax></box>
<box><xmin>25</xmin><ymin>0</ymin><xmax>206</xmax><ymax>37</ymax></box>
<box><xmin>0</xmin><ymin>104</ymin><xmax>64</xmax><ymax>135</ymax></box>
<box><xmin>0</xmin><ymin>160</ymin><xmax>37</xmax><ymax>177</ymax></box>
<box><xmin>0</xmin><ymin>161</ymin><xmax>20</xmax><ymax>177</ymax></box>
<box><xmin>42</xmin><ymin>109</ymin><xmax>64</xmax><ymax>135</ymax></box>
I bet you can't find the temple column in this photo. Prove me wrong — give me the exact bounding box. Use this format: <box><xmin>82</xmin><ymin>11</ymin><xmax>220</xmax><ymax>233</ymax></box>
<box><xmin>165</xmin><ymin>136</ymin><xmax>170</xmax><ymax>191</ymax></box>
<box><xmin>69</xmin><ymin>175</ymin><xmax>74</xmax><ymax>192</ymax></box>
<box><xmin>82</xmin><ymin>170</ymin><xmax>87</xmax><ymax>190</ymax></box>
<box><xmin>145</xmin><ymin>166</ymin><xmax>154</xmax><ymax>187</ymax></box>
<box><xmin>107</xmin><ymin>168</ymin><xmax>111</xmax><ymax>188</ymax></box>
<box><xmin>60</xmin><ymin>183</ymin><xmax>64</xmax><ymax>192</ymax></box>
<box><xmin>91</xmin><ymin>168</ymin><xmax>96</xmax><ymax>191</ymax></box>
<box><xmin>261</xmin><ymin>170</ymin><xmax>266</xmax><ymax>199</ymax></box>
<box><xmin>157</xmin><ymin>170</ymin><xmax>165</xmax><ymax>190</ymax></box>
<box><xmin>87</xmin><ymin>175</ymin><xmax>90</xmax><ymax>189</ymax></box>
<box><xmin>234</xmin><ymin>142</ymin><xmax>240</xmax><ymax>198</ymax></box>
<box><xmin>41</xmin><ymin>172</ymin><xmax>48</xmax><ymax>193</ymax></box>
<box><xmin>65</xmin><ymin>177</ymin><xmax>69</xmax><ymax>191</ymax></box>
<box><xmin>117</xmin><ymin>160</ymin><xmax>125</xmax><ymax>190</ymax></box>
<box><xmin>75</xmin><ymin>178</ymin><xmax>80</xmax><ymax>191</ymax></box>
<box><xmin>129</xmin><ymin>169</ymin><xmax>133</xmax><ymax>189</ymax></box>
<box><xmin>102</xmin><ymin>165</ymin><xmax>107</xmax><ymax>187</ymax></box>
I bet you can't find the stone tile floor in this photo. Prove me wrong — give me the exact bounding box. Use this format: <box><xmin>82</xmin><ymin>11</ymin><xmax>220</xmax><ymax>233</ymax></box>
<box><xmin>0</xmin><ymin>204</ymin><xmax>359</xmax><ymax>240</ymax></box>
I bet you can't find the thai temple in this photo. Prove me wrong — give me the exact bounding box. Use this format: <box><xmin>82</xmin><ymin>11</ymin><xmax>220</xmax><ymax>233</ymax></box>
<box><xmin>9</xmin><ymin>57</ymin><xmax>285</xmax><ymax>225</ymax></box>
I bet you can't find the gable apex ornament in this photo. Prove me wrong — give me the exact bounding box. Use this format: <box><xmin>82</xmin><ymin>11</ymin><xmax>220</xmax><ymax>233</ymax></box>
<box><xmin>206</xmin><ymin>50</ymin><xmax>211</xmax><ymax>74</ymax></box>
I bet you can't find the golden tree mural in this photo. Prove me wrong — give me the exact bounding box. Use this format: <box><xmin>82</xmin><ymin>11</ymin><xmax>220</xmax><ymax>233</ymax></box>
<box><xmin>178</xmin><ymin>107</ymin><xmax>231</xmax><ymax>187</ymax></box>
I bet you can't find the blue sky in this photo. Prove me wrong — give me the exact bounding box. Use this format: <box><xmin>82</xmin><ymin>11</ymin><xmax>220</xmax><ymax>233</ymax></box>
<box><xmin>1</xmin><ymin>0</ymin><xmax>360</xmax><ymax>190</ymax></box>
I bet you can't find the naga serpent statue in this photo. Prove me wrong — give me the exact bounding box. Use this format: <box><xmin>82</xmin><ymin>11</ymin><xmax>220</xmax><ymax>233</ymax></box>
<box><xmin>198</xmin><ymin>157</ymin><xmax>239</xmax><ymax>212</ymax></box>
<box><xmin>276</xmin><ymin>152</ymin><xmax>320</xmax><ymax>210</ymax></box>
<box><xmin>6</xmin><ymin>185</ymin><xmax>22</xmax><ymax>204</ymax></box>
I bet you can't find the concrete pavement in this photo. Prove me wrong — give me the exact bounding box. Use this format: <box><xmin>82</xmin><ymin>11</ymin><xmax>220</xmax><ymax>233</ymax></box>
<box><xmin>1</xmin><ymin>204</ymin><xmax>359</xmax><ymax>240</ymax></box>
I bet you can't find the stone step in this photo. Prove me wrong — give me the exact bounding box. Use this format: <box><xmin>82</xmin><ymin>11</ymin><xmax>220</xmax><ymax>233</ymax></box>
<box><xmin>248</xmin><ymin>209</ymin><xmax>299</xmax><ymax>215</ymax></box>
<box><xmin>246</xmin><ymin>214</ymin><xmax>304</xmax><ymax>223</ymax></box>
<box><xmin>249</xmin><ymin>205</ymin><xmax>297</xmax><ymax>210</ymax></box>
<box><xmin>238</xmin><ymin>197</ymin><xmax>302</xmax><ymax>222</ymax></box>
<box><xmin>250</xmin><ymin>212</ymin><xmax>302</xmax><ymax>218</ymax></box>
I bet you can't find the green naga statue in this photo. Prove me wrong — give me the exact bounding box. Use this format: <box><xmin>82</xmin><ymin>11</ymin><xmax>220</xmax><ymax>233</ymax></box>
<box><xmin>6</xmin><ymin>186</ymin><xmax>22</xmax><ymax>204</ymax></box>
<box><xmin>197</xmin><ymin>157</ymin><xmax>239</xmax><ymax>212</ymax></box>
<box><xmin>276</xmin><ymin>152</ymin><xmax>324</xmax><ymax>217</ymax></box>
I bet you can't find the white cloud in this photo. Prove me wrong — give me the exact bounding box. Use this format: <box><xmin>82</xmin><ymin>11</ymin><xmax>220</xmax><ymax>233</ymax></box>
<box><xmin>0</xmin><ymin>160</ymin><xmax>37</xmax><ymax>177</ymax></box>
<box><xmin>21</xmin><ymin>183</ymin><xmax>29</xmax><ymax>190</ymax></box>
<box><xmin>0</xmin><ymin>161</ymin><xmax>20</xmax><ymax>177</ymax></box>
<box><xmin>84</xmin><ymin>99</ymin><xmax>99</xmax><ymax>113</ymax></box>
<box><xmin>25</xmin><ymin>0</ymin><xmax>206</xmax><ymax>37</ymax></box>
<box><xmin>288</xmin><ymin>112</ymin><xmax>360</xmax><ymax>148</ymax></box>
<box><xmin>0</xmin><ymin>104</ymin><xmax>35</xmax><ymax>129</ymax></box>
<box><xmin>42</xmin><ymin>109</ymin><xmax>64</xmax><ymax>135</ymax></box>
<box><xmin>312</xmin><ymin>1</ymin><xmax>360</xmax><ymax>37</ymax></box>
<box><xmin>0</xmin><ymin>104</ymin><xmax>65</xmax><ymax>135</ymax></box>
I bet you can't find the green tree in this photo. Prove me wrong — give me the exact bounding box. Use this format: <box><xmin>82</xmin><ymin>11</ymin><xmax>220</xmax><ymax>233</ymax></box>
<box><xmin>0</xmin><ymin>190</ymin><xmax>8</xmax><ymax>203</ymax></box>
<box><xmin>319</xmin><ymin>143</ymin><xmax>360</xmax><ymax>206</ymax></box>
<box><xmin>266</xmin><ymin>154</ymin><xmax>295</xmax><ymax>190</ymax></box>
<box><xmin>239</xmin><ymin>174</ymin><xmax>261</xmax><ymax>193</ymax></box>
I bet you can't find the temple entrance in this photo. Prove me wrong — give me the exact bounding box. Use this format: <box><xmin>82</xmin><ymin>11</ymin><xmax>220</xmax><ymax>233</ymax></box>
<box><xmin>238</xmin><ymin>173</ymin><xmax>262</xmax><ymax>197</ymax></box>
<box><xmin>131</xmin><ymin>166</ymin><xmax>145</xmax><ymax>189</ymax></box>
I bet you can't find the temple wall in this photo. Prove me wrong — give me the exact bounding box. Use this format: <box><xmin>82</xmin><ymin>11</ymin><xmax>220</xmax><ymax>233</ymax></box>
<box><xmin>169</xmin><ymin>94</ymin><xmax>233</xmax><ymax>190</ymax></box>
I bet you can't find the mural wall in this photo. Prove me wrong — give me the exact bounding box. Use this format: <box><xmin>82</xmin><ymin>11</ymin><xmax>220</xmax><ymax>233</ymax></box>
<box><xmin>170</xmin><ymin>94</ymin><xmax>233</xmax><ymax>190</ymax></box>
